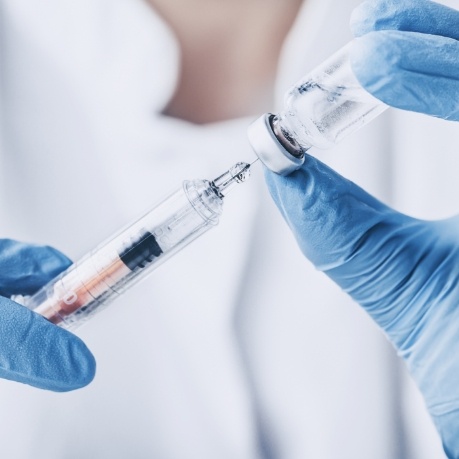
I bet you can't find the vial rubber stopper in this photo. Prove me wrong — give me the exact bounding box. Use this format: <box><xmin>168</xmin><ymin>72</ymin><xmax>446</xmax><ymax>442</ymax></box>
<box><xmin>247</xmin><ymin>113</ymin><xmax>305</xmax><ymax>176</ymax></box>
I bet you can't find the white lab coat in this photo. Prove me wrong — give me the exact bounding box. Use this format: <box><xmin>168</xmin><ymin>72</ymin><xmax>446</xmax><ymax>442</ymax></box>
<box><xmin>0</xmin><ymin>0</ymin><xmax>457</xmax><ymax>457</ymax></box>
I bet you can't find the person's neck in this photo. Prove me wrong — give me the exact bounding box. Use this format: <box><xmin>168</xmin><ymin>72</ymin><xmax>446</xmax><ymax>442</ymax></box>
<box><xmin>147</xmin><ymin>0</ymin><xmax>303</xmax><ymax>124</ymax></box>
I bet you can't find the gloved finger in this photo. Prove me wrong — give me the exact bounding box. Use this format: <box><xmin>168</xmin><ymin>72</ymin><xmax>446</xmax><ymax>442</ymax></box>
<box><xmin>350</xmin><ymin>30</ymin><xmax>459</xmax><ymax>121</ymax></box>
<box><xmin>264</xmin><ymin>154</ymin><xmax>395</xmax><ymax>271</ymax></box>
<box><xmin>351</xmin><ymin>0</ymin><xmax>459</xmax><ymax>40</ymax></box>
<box><xmin>0</xmin><ymin>239</ymin><xmax>71</xmax><ymax>297</ymax></box>
<box><xmin>0</xmin><ymin>296</ymin><xmax>96</xmax><ymax>391</ymax></box>
<box><xmin>264</xmin><ymin>156</ymin><xmax>446</xmax><ymax>340</ymax></box>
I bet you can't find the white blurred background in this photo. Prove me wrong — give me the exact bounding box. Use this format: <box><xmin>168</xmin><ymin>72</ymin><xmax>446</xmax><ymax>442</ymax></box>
<box><xmin>0</xmin><ymin>0</ymin><xmax>457</xmax><ymax>457</ymax></box>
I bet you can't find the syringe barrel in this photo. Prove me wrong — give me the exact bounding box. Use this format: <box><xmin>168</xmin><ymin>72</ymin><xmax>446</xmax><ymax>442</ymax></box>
<box><xmin>24</xmin><ymin>179</ymin><xmax>223</xmax><ymax>330</ymax></box>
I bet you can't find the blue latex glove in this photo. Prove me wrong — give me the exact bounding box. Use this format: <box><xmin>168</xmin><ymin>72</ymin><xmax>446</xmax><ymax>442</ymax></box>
<box><xmin>349</xmin><ymin>0</ymin><xmax>459</xmax><ymax>120</ymax></box>
<box><xmin>265</xmin><ymin>157</ymin><xmax>459</xmax><ymax>458</ymax></box>
<box><xmin>0</xmin><ymin>239</ymin><xmax>95</xmax><ymax>391</ymax></box>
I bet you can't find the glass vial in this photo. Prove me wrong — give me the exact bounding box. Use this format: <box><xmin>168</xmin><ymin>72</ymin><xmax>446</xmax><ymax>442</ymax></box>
<box><xmin>248</xmin><ymin>41</ymin><xmax>388</xmax><ymax>175</ymax></box>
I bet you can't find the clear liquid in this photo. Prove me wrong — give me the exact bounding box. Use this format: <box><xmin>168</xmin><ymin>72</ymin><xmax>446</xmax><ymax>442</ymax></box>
<box><xmin>279</xmin><ymin>42</ymin><xmax>387</xmax><ymax>150</ymax></box>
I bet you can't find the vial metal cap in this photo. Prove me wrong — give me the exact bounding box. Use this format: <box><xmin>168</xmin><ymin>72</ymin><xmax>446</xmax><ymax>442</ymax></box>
<box><xmin>247</xmin><ymin>113</ymin><xmax>305</xmax><ymax>176</ymax></box>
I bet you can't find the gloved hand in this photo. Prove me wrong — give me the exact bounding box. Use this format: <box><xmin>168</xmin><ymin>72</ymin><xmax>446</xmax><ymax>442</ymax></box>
<box><xmin>349</xmin><ymin>0</ymin><xmax>459</xmax><ymax>120</ymax></box>
<box><xmin>0</xmin><ymin>239</ymin><xmax>95</xmax><ymax>391</ymax></box>
<box><xmin>265</xmin><ymin>157</ymin><xmax>459</xmax><ymax>458</ymax></box>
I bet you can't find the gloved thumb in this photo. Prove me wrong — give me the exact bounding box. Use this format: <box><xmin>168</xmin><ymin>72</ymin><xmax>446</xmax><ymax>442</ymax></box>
<box><xmin>264</xmin><ymin>155</ymin><xmax>447</xmax><ymax>347</ymax></box>
<box><xmin>0</xmin><ymin>298</ymin><xmax>96</xmax><ymax>392</ymax></box>
<box><xmin>264</xmin><ymin>154</ymin><xmax>394</xmax><ymax>271</ymax></box>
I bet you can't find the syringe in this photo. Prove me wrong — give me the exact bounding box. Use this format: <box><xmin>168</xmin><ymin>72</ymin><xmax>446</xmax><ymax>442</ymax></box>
<box><xmin>23</xmin><ymin>162</ymin><xmax>251</xmax><ymax>330</ymax></box>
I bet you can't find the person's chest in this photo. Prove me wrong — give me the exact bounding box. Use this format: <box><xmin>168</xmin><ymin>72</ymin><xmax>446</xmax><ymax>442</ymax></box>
<box><xmin>146</xmin><ymin>0</ymin><xmax>304</xmax><ymax>123</ymax></box>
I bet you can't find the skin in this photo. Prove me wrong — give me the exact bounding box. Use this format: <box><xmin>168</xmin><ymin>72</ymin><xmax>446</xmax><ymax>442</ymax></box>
<box><xmin>146</xmin><ymin>0</ymin><xmax>304</xmax><ymax>124</ymax></box>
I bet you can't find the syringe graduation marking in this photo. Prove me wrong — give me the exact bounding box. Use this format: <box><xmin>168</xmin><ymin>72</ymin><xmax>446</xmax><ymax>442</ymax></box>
<box><xmin>119</xmin><ymin>231</ymin><xmax>163</xmax><ymax>271</ymax></box>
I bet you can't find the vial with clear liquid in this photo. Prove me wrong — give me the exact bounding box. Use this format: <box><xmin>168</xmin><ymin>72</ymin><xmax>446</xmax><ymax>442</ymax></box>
<box><xmin>248</xmin><ymin>41</ymin><xmax>388</xmax><ymax>175</ymax></box>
